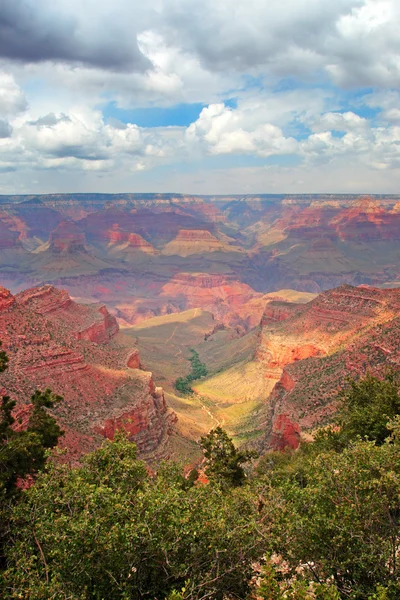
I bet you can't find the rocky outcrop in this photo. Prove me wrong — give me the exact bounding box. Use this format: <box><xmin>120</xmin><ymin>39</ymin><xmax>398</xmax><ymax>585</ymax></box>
<box><xmin>17</xmin><ymin>285</ymin><xmax>72</xmax><ymax>313</ymax></box>
<box><xmin>95</xmin><ymin>374</ymin><xmax>174</xmax><ymax>455</ymax></box>
<box><xmin>0</xmin><ymin>284</ymin><xmax>174</xmax><ymax>461</ymax></box>
<box><xmin>161</xmin><ymin>272</ymin><xmax>264</xmax><ymax>329</ymax></box>
<box><xmin>106</xmin><ymin>224</ymin><xmax>157</xmax><ymax>254</ymax></box>
<box><xmin>127</xmin><ymin>349</ymin><xmax>141</xmax><ymax>369</ymax></box>
<box><xmin>162</xmin><ymin>229</ymin><xmax>232</xmax><ymax>256</ymax></box>
<box><xmin>23</xmin><ymin>350</ymin><xmax>88</xmax><ymax>375</ymax></box>
<box><xmin>257</xmin><ymin>285</ymin><xmax>400</xmax><ymax>450</ymax></box>
<box><xmin>75</xmin><ymin>305</ymin><xmax>119</xmax><ymax>344</ymax></box>
<box><xmin>0</xmin><ymin>287</ymin><xmax>15</xmax><ymax>311</ymax></box>
<box><xmin>261</xmin><ymin>301</ymin><xmax>302</xmax><ymax>325</ymax></box>
<box><xmin>270</xmin><ymin>414</ymin><xmax>300</xmax><ymax>450</ymax></box>
<box><xmin>319</xmin><ymin>197</ymin><xmax>400</xmax><ymax>242</ymax></box>
<box><xmin>49</xmin><ymin>221</ymin><xmax>87</xmax><ymax>253</ymax></box>
<box><xmin>0</xmin><ymin>219</ymin><xmax>21</xmax><ymax>249</ymax></box>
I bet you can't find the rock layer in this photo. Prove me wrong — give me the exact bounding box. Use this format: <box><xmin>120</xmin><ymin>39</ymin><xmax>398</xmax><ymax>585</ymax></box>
<box><xmin>2</xmin><ymin>193</ymin><xmax>400</xmax><ymax>330</ymax></box>
<box><xmin>162</xmin><ymin>229</ymin><xmax>235</xmax><ymax>256</ymax></box>
<box><xmin>255</xmin><ymin>285</ymin><xmax>400</xmax><ymax>450</ymax></box>
<box><xmin>49</xmin><ymin>221</ymin><xmax>87</xmax><ymax>253</ymax></box>
<box><xmin>0</xmin><ymin>284</ymin><xmax>175</xmax><ymax>461</ymax></box>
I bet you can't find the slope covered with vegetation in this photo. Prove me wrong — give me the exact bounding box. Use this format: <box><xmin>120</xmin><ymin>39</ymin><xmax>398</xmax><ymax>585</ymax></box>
<box><xmin>2</xmin><ymin>331</ymin><xmax>400</xmax><ymax>600</ymax></box>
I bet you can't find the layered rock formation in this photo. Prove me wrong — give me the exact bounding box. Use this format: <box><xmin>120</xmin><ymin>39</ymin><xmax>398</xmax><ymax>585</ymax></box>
<box><xmin>32</xmin><ymin>222</ymin><xmax>114</xmax><ymax>278</ymax></box>
<box><xmin>0</xmin><ymin>286</ymin><xmax>15</xmax><ymax>310</ymax></box>
<box><xmin>7</xmin><ymin>198</ymin><xmax>64</xmax><ymax>244</ymax></box>
<box><xmin>79</xmin><ymin>207</ymin><xmax>217</xmax><ymax>248</ymax></box>
<box><xmin>106</xmin><ymin>224</ymin><xmax>158</xmax><ymax>254</ymax></box>
<box><xmin>255</xmin><ymin>285</ymin><xmax>400</xmax><ymax>450</ymax></box>
<box><xmin>0</xmin><ymin>284</ymin><xmax>175</xmax><ymax>461</ymax></box>
<box><xmin>1</xmin><ymin>193</ymin><xmax>400</xmax><ymax>338</ymax></box>
<box><xmin>48</xmin><ymin>221</ymin><xmax>87</xmax><ymax>253</ymax></box>
<box><xmin>162</xmin><ymin>229</ymin><xmax>237</xmax><ymax>256</ymax></box>
<box><xmin>160</xmin><ymin>272</ymin><xmax>264</xmax><ymax>329</ymax></box>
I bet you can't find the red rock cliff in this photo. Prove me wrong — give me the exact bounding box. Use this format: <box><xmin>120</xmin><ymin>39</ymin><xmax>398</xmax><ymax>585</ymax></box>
<box><xmin>0</xmin><ymin>284</ymin><xmax>175</xmax><ymax>461</ymax></box>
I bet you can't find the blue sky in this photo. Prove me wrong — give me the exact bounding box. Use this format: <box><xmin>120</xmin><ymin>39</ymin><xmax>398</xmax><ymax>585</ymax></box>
<box><xmin>102</xmin><ymin>102</ymin><xmax>207</xmax><ymax>128</ymax></box>
<box><xmin>1</xmin><ymin>0</ymin><xmax>400</xmax><ymax>194</ymax></box>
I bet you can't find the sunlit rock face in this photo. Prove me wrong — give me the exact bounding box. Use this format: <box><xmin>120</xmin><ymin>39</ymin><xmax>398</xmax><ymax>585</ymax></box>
<box><xmin>0</xmin><ymin>283</ymin><xmax>175</xmax><ymax>462</ymax></box>
<box><xmin>162</xmin><ymin>229</ymin><xmax>235</xmax><ymax>256</ymax></box>
<box><xmin>255</xmin><ymin>284</ymin><xmax>400</xmax><ymax>451</ymax></box>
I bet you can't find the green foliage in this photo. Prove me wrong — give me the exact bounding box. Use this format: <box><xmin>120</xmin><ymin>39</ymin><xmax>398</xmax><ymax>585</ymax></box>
<box><xmin>259</xmin><ymin>437</ymin><xmax>400</xmax><ymax>599</ymax></box>
<box><xmin>338</xmin><ymin>371</ymin><xmax>400</xmax><ymax>443</ymax></box>
<box><xmin>1</xmin><ymin>364</ymin><xmax>400</xmax><ymax>600</ymax></box>
<box><xmin>0</xmin><ymin>342</ymin><xmax>9</xmax><ymax>374</ymax></box>
<box><xmin>0</xmin><ymin>344</ymin><xmax>64</xmax><ymax>578</ymax></box>
<box><xmin>3</xmin><ymin>434</ymin><xmax>262</xmax><ymax>600</ymax></box>
<box><xmin>27</xmin><ymin>389</ymin><xmax>64</xmax><ymax>451</ymax></box>
<box><xmin>0</xmin><ymin>343</ymin><xmax>64</xmax><ymax>496</ymax></box>
<box><xmin>187</xmin><ymin>348</ymin><xmax>208</xmax><ymax>380</ymax></box>
<box><xmin>174</xmin><ymin>376</ymin><xmax>193</xmax><ymax>394</ymax></box>
<box><xmin>0</xmin><ymin>395</ymin><xmax>16</xmax><ymax>440</ymax></box>
<box><xmin>200</xmin><ymin>426</ymin><xmax>256</xmax><ymax>487</ymax></box>
<box><xmin>175</xmin><ymin>349</ymin><xmax>208</xmax><ymax>394</ymax></box>
<box><xmin>314</xmin><ymin>372</ymin><xmax>400</xmax><ymax>451</ymax></box>
<box><xmin>186</xmin><ymin>467</ymin><xmax>199</xmax><ymax>487</ymax></box>
<box><xmin>0</xmin><ymin>388</ymin><xmax>64</xmax><ymax>496</ymax></box>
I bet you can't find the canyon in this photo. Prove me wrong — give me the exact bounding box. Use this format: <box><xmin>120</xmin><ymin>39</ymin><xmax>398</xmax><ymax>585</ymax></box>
<box><xmin>1</xmin><ymin>193</ymin><xmax>400</xmax><ymax>461</ymax></box>
<box><xmin>1</xmin><ymin>193</ymin><xmax>400</xmax><ymax>329</ymax></box>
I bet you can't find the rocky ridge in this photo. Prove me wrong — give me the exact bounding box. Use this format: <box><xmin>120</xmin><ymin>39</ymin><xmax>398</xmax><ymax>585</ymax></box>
<box><xmin>0</xmin><ymin>284</ymin><xmax>175</xmax><ymax>461</ymax></box>
<box><xmin>106</xmin><ymin>224</ymin><xmax>158</xmax><ymax>255</ymax></box>
<box><xmin>256</xmin><ymin>285</ymin><xmax>400</xmax><ymax>450</ymax></box>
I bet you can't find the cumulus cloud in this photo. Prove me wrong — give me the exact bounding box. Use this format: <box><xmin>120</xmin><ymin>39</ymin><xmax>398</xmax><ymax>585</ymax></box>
<box><xmin>310</xmin><ymin>111</ymin><xmax>368</xmax><ymax>133</ymax></box>
<box><xmin>1</xmin><ymin>0</ymin><xmax>400</xmax><ymax>193</ymax></box>
<box><xmin>160</xmin><ymin>0</ymin><xmax>358</xmax><ymax>73</ymax></box>
<box><xmin>326</xmin><ymin>0</ymin><xmax>400</xmax><ymax>87</ymax></box>
<box><xmin>186</xmin><ymin>104</ymin><xmax>297</xmax><ymax>156</ymax></box>
<box><xmin>1</xmin><ymin>97</ymin><xmax>400</xmax><ymax>190</ymax></box>
<box><xmin>4</xmin><ymin>1</ymin><xmax>400</xmax><ymax>88</ymax></box>
<box><xmin>0</xmin><ymin>107</ymin><xmax>187</xmax><ymax>178</ymax></box>
<box><xmin>156</xmin><ymin>0</ymin><xmax>400</xmax><ymax>89</ymax></box>
<box><xmin>22</xmin><ymin>113</ymin><xmax>109</xmax><ymax>161</ymax></box>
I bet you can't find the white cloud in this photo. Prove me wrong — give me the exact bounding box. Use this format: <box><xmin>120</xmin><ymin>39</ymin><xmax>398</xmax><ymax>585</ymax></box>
<box><xmin>0</xmin><ymin>73</ymin><xmax>27</xmax><ymax>116</ymax></box>
<box><xmin>310</xmin><ymin>111</ymin><xmax>368</xmax><ymax>133</ymax></box>
<box><xmin>2</xmin><ymin>0</ymin><xmax>400</xmax><ymax>192</ymax></box>
<box><xmin>186</xmin><ymin>104</ymin><xmax>298</xmax><ymax>156</ymax></box>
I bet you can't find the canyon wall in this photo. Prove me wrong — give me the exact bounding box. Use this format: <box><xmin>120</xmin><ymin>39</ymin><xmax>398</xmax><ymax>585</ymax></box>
<box><xmin>0</xmin><ymin>284</ymin><xmax>175</xmax><ymax>461</ymax></box>
<box><xmin>255</xmin><ymin>285</ymin><xmax>400</xmax><ymax>450</ymax></box>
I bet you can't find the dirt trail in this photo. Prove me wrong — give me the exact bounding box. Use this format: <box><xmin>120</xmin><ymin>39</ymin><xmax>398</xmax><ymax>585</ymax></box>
<box><xmin>195</xmin><ymin>394</ymin><xmax>223</xmax><ymax>429</ymax></box>
<box><xmin>164</xmin><ymin>325</ymin><xmax>178</xmax><ymax>345</ymax></box>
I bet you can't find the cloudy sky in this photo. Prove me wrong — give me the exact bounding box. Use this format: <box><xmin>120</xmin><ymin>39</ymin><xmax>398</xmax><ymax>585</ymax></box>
<box><xmin>1</xmin><ymin>0</ymin><xmax>400</xmax><ymax>194</ymax></box>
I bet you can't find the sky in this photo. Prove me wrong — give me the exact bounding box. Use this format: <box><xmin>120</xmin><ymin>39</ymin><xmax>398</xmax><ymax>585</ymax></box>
<box><xmin>1</xmin><ymin>0</ymin><xmax>400</xmax><ymax>194</ymax></box>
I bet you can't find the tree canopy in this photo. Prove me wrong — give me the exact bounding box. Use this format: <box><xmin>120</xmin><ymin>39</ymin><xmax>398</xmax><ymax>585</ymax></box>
<box><xmin>200</xmin><ymin>426</ymin><xmax>256</xmax><ymax>487</ymax></box>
